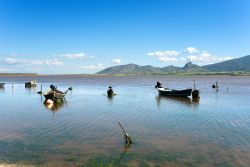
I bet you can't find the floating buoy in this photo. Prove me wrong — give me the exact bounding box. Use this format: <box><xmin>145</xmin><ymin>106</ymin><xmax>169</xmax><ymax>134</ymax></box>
<box><xmin>212</xmin><ymin>84</ymin><xmax>216</xmax><ymax>88</ymax></box>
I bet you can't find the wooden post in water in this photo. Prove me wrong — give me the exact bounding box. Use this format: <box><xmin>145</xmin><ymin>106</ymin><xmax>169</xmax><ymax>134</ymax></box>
<box><xmin>118</xmin><ymin>122</ymin><xmax>133</xmax><ymax>144</ymax></box>
<box><xmin>215</xmin><ymin>81</ymin><xmax>218</xmax><ymax>92</ymax></box>
<box><xmin>37</xmin><ymin>84</ymin><xmax>43</xmax><ymax>94</ymax></box>
<box><xmin>192</xmin><ymin>80</ymin><xmax>200</xmax><ymax>98</ymax></box>
<box><xmin>193</xmin><ymin>80</ymin><xmax>196</xmax><ymax>90</ymax></box>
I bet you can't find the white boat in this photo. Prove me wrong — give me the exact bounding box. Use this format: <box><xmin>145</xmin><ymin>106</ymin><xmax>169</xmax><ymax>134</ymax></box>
<box><xmin>25</xmin><ymin>80</ymin><xmax>37</xmax><ymax>87</ymax></box>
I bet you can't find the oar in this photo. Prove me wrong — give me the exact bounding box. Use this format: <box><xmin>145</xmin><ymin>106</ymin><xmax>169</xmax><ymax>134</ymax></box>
<box><xmin>64</xmin><ymin>87</ymin><xmax>72</xmax><ymax>94</ymax></box>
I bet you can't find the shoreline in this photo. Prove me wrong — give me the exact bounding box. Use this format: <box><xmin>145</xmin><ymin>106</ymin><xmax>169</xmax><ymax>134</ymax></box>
<box><xmin>1</xmin><ymin>72</ymin><xmax>250</xmax><ymax>77</ymax></box>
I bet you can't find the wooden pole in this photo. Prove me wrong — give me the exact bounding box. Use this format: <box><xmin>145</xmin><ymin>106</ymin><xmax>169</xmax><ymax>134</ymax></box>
<box><xmin>118</xmin><ymin>122</ymin><xmax>126</xmax><ymax>134</ymax></box>
<box><xmin>193</xmin><ymin>80</ymin><xmax>196</xmax><ymax>90</ymax></box>
<box><xmin>118</xmin><ymin>122</ymin><xmax>133</xmax><ymax>144</ymax></box>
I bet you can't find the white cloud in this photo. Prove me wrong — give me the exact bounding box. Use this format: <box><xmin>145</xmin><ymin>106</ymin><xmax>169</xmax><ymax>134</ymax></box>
<box><xmin>111</xmin><ymin>58</ymin><xmax>122</xmax><ymax>64</ymax></box>
<box><xmin>184</xmin><ymin>47</ymin><xmax>199</xmax><ymax>54</ymax></box>
<box><xmin>148</xmin><ymin>50</ymin><xmax>179</xmax><ymax>57</ymax></box>
<box><xmin>61</xmin><ymin>53</ymin><xmax>88</xmax><ymax>59</ymax></box>
<box><xmin>148</xmin><ymin>47</ymin><xmax>233</xmax><ymax>65</ymax></box>
<box><xmin>158</xmin><ymin>57</ymin><xmax>178</xmax><ymax>63</ymax></box>
<box><xmin>148</xmin><ymin>50</ymin><xmax>179</xmax><ymax>63</ymax></box>
<box><xmin>5</xmin><ymin>57</ymin><xmax>25</xmax><ymax>65</ymax></box>
<box><xmin>80</xmin><ymin>63</ymin><xmax>106</xmax><ymax>70</ymax></box>
<box><xmin>4</xmin><ymin>57</ymin><xmax>64</xmax><ymax>66</ymax></box>
<box><xmin>187</xmin><ymin>51</ymin><xmax>232</xmax><ymax>65</ymax></box>
<box><xmin>0</xmin><ymin>68</ymin><xmax>14</xmax><ymax>72</ymax></box>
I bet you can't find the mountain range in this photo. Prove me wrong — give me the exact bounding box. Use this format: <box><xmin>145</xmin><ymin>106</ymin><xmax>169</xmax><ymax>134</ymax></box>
<box><xmin>97</xmin><ymin>55</ymin><xmax>250</xmax><ymax>75</ymax></box>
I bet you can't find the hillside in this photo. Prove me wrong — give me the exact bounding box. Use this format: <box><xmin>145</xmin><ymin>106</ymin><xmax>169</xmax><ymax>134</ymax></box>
<box><xmin>97</xmin><ymin>62</ymin><xmax>205</xmax><ymax>74</ymax></box>
<box><xmin>96</xmin><ymin>55</ymin><xmax>250</xmax><ymax>75</ymax></box>
<box><xmin>203</xmin><ymin>55</ymin><xmax>250</xmax><ymax>71</ymax></box>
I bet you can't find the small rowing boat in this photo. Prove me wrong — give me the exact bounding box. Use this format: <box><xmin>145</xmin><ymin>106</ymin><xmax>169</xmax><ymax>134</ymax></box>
<box><xmin>44</xmin><ymin>90</ymin><xmax>66</xmax><ymax>102</ymax></box>
<box><xmin>157</xmin><ymin>87</ymin><xmax>192</xmax><ymax>97</ymax></box>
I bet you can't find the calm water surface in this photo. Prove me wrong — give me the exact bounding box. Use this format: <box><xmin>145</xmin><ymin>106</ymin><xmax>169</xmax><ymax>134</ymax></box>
<box><xmin>0</xmin><ymin>75</ymin><xmax>250</xmax><ymax>167</ymax></box>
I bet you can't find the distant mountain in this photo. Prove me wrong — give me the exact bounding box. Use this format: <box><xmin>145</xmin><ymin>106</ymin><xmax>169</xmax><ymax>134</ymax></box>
<box><xmin>182</xmin><ymin>62</ymin><xmax>206</xmax><ymax>72</ymax></box>
<box><xmin>97</xmin><ymin>62</ymin><xmax>205</xmax><ymax>74</ymax></box>
<box><xmin>97</xmin><ymin>63</ymin><xmax>161</xmax><ymax>74</ymax></box>
<box><xmin>96</xmin><ymin>55</ymin><xmax>250</xmax><ymax>74</ymax></box>
<box><xmin>203</xmin><ymin>55</ymin><xmax>250</xmax><ymax>71</ymax></box>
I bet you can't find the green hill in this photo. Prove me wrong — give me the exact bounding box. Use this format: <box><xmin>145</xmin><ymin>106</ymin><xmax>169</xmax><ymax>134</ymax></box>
<box><xmin>96</xmin><ymin>55</ymin><xmax>250</xmax><ymax>75</ymax></box>
<box><xmin>203</xmin><ymin>55</ymin><xmax>250</xmax><ymax>71</ymax></box>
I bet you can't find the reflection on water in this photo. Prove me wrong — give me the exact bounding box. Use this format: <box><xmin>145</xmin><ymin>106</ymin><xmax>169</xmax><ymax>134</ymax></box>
<box><xmin>44</xmin><ymin>101</ymin><xmax>65</xmax><ymax>112</ymax></box>
<box><xmin>192</xmin><ymin>97</ymin><xmax>200</xmax><ymax>104</ymax></box>
<box><xmin>156</xmin><ymin>95</ymin><xmax>192</xmax><ymax>105</ymax></box>
<box><xmin>25</xmin><ymin>87</ymin><xmax>37</xmax><ymax>94</ymax></box>
<box><xmin>107</xmin><ymin>95</ymin><xmax>114</xmax><ymax>103</ymax></box>
<box><xmin>156</xmin><ymin>95</ymin><xmax>201</xmax><ymax>113</ymax></box>
<box><xmin>116</xmin><ymin>143</ymin><xmax>132</xmax><ymax>166</ymax></box>
<box><xmin>0</xmin><ymin>87</ymin><xmax>4</xmax><ymax>93</ymax></box>
<box><xmin>156</xmin><ymin>95</ymin><xmax>199</xmax><ymax>107</ymax></box>
<box><xmin>0</xmin><ymin>75</ymin><xmax>250</xmax><ymax>166</ymax></box>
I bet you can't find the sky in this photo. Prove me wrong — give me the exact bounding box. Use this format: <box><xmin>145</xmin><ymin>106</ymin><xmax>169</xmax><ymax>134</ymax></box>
<box><xmin>0</xmin><ymin>0</ymin><xmax>250</xmax><ymax>74</ymax></box>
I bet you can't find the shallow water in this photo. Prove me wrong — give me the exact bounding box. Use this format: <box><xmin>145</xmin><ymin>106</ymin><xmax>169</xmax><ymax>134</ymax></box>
<box><xmin>0</xmin><ymin>75</ymin><xmax>250</xmax><ymax>166</ymax></box>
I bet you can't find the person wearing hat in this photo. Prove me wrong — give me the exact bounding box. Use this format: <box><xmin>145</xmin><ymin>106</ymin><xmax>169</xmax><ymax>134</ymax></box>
<box><xmin>156</xmin><ymin>81</ymin><xmax>163</xmax><ymax>88</ymax></box>
<box><xmin>107</xmin><ymin>86</ymin><xmax>114</xmax><ymax>96</ymax></box>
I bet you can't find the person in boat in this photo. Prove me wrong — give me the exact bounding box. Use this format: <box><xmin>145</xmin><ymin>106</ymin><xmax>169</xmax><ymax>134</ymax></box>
<box><xmin>49</xmin><ymin>84</ymin><xmax>63</xmax><ymax>94</ymax></box>
<box><xmin>107</xmin><ymin>86</ymin><xmax>114</xmax><ymax>96</ymax></box>
<box><xmin>156</xmin><ymin>81</ymin><xmax>163</xmax><ymax>88</ymax></box>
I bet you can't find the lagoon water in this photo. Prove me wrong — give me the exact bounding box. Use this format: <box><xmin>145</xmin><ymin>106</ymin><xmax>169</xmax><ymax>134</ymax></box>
<box><xmin>0</xmin><ymin>75</ymin><xmax>250</xmax><ymax>167</ymax></box>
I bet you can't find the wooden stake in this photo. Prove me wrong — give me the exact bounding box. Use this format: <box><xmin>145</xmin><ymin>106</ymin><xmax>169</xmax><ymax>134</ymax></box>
<box><xmin>118</xmin><ymin>122</ymin><xmax>133</xmax><ymax>144</ymax></box>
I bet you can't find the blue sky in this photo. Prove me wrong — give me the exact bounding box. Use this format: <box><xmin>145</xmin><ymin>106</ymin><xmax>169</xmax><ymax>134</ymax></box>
<box><xmin>0</xmin><ymin>0</ymin><xmax>250</xmax><ymax>74</ymax></box>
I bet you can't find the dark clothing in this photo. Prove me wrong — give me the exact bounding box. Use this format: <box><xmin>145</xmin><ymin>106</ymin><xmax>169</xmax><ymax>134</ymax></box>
<box><xmin>156</xmin><ymin>81</ymin><xmax>162</xmax><ymax>88</ymax></box>
<box><xmin>50</xmin><ymin>84</ymin><xmax>63</xmax><ymax>94</ymax></box>
<box><xmin>107</xmin><ymin>88</ymin><xmax>114</xmax><ymax>96</ymax></box>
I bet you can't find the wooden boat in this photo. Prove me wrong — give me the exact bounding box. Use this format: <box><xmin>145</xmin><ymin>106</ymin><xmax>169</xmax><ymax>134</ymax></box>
<box><xmin>44</xmin><ymin>90</ymin><xmax>65</xmax><ymax>102</ymax></box>
<box><xmin>0</xmin><ymin>83</ymin><xmax>5</xmax><ymax>88</ymax></box>
<box><xmin>157</xmin><ymin>87</ymin><xmax>192</xmax><ymax>97</ymax></box>
<box><xmin>25</xmin><ymin>80</ymin><xmax>37</xmax><ymax>87</ymax></box>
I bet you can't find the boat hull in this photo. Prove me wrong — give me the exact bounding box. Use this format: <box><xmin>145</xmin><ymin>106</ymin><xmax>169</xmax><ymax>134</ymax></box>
<box><xmin>158</xmin><ymin>88</ymin><xmax>192</xmax><ymax>97</ymax></box>
<box><xmin>25</xmin><ymin>81</ymin><xmax>37</xmax><ymax>88</ymax></box>
<box><xmin>44</xmin><ymin>91</ymin><xmax>65</xmax><ymax>102</ymax></box>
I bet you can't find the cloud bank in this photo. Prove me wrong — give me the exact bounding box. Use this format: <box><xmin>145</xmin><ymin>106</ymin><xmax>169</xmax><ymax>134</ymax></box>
<box><xmin>147</xmin><ymin>50</ymin><xmax>179</xmax><ymax>63</ymax></box>
<box><xmin>80</xmin><ymin>63</ymin><xmax>106</xmax><ymax>70</ymax></box>
<box><xmin>61</xmin><ymin>53</ymin><xmax>88</xmax><ymax>59</ymax></box>
<box><xmin>4</xmin><ymin>57</ymin><xmax>64</xmax><ymax>66</ymax></box>
<box><xmin>148</xmin><ymin>47</ymin><xmax>232</xmax><ymax>65</ymax></box>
